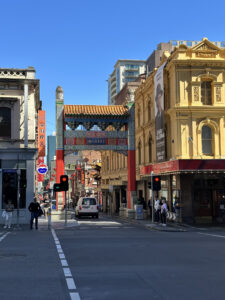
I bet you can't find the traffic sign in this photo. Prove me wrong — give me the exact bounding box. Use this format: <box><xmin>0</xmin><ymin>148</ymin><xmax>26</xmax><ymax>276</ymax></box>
<box><xmin>37</xmin><ymin>163</ymin><xmax>48</xmax><ymax>175</ymax></box>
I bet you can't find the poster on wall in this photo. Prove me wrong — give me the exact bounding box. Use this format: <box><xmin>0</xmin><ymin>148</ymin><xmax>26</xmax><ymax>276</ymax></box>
<box><xmin>154</xmin><ymin>62</ymin><xmax>166</xmax><ymax>162</ymax></box>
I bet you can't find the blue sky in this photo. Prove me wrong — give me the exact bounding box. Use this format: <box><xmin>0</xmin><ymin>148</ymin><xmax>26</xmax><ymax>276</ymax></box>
<box><xmin>1</xmin><ymin>0</ymin><xmax>225</xmax><ymax>137</ymax></box>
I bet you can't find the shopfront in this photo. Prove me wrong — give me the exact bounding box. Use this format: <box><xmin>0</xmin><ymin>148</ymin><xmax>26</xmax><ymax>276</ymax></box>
<box><xmin>140</xmin><ymin>159</ymin><xmax>225</xmax><ymax>224</ymax></box>
<box><xmin>0</xmin><ymin>149</ymin><xmax>36</xmax><ymax>224</ymax></box>
<box><xmin>192</xmin><ymin>175</ymin><xmax>225</xmax><ymax>223</ymax></box>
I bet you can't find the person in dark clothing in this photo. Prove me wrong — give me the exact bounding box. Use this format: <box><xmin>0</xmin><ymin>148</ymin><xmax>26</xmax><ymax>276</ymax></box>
<box><xmin>138</xmin><ymin>196</ymin><xmax>146</xmax><ymax>208</ymax></box>
<box><xmin>28</xmin><ymin>197</ymin><xmax>41</xmax><ymax>229</ymax></box>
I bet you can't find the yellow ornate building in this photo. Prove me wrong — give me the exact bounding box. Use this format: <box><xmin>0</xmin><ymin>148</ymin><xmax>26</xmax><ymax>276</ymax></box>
<box><xmin>136</xmin><ymin>38</ymin><xmax>225</xmax><ymax>223</ymax></box>
<box><xmin>101</xmin><ymin>38</ymin><xmax>225</xmax><ymax>223</ymax></box>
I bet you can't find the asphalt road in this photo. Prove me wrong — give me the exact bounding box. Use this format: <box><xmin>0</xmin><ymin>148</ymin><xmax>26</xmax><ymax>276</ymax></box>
<box><xmin>0</xmin><ymin>216</ymin><xmax>225</xmax><ymax>300</ymax></box>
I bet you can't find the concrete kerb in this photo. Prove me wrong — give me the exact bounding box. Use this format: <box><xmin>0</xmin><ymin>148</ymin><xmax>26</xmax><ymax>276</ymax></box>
<box><xmin>108</xmin><ymin>214</ymin><xmax>187</xmax><ymax>232</ymax></box>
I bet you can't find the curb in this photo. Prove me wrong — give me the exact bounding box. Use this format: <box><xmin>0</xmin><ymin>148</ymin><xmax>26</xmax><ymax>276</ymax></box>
<box><xmin>145</xmin><ymin>224</ymin><xmax>187</xmax><ymax>232</ymax></box>
<box><xmin>107</xmin><ymin>214</ymin><xmax>187</xmax><ymax>232</ymax></box>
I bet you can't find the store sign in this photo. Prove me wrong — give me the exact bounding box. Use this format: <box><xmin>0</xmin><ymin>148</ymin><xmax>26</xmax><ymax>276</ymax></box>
<box><xmin>140</xmin><ymin>159</ymin><xmax>225</xmax><ymax>175</ymax></box>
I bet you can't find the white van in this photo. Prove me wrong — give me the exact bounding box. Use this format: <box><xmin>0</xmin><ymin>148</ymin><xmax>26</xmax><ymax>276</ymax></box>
<box><xmin>75</xmin><ymin>197</ymin><xmax>99</xmax><ymax>218</ymax></box>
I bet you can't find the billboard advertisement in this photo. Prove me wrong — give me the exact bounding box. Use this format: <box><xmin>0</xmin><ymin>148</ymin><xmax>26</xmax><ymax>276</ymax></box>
<box><xmin>154</xmin><ymin>63</ymin><xmax>166</xmax><ymax>162</ymax></box>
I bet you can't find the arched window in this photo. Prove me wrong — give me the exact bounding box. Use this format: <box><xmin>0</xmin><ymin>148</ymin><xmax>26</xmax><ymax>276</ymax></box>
<box><xmin>148</xmin><ymin>101</ymin><xmax>151</xmax><ymax>121</ymax></box>
<box><xmin>0</xmin><ymin>107</ymin><xmax>11</xmax><ymax>138</ymax></box>
<box><xmin>202</xmin><ymin>125</ymin><xmax>213</xmax><ymax>155</ymax></box>
<box><xmin>201</xmin><ymin>80</ymin><xmax>212</xmax><ymax>105</ymax></box>
<box><xmin>148</xmin><ymin>136</ymin><xmax>152</xmax><ymax>162</ymax></box>
<box><xmin>138</xmin><ymin>141</ymin><xmax>142</xmax><ymax>164</ymax></box>
<box><xmin>107</xmin><ymin>157</ymin><xmax>109</xmax><ymax>170</ymax></box>
<box><xmin>137</xmin><ymin>106</ymin><xmax>141</xmax><ymax>127</ymax></box>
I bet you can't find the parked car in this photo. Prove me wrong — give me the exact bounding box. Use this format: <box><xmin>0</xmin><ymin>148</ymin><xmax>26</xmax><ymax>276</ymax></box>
<box><xmin>75</xmin><ymin>197</ymin><xmax>99</xmax><ymax>218</ymax></box>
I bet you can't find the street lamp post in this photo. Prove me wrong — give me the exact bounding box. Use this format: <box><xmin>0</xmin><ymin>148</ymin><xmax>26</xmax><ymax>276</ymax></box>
<box><xmin>151</xmin><ymin>171</ymin><xmax>154</xmax><ymax>223</ymax></box>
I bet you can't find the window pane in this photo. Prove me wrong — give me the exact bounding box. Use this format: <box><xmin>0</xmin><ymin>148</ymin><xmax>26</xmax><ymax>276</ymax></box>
<box><xmin>201</xmin><ymin>81</ymin><xmax>212</xmax><ymax>105</ymax></box>
<box><xmin>202</xmin><ymin>126</ymin><xmax>212</xmax><ymax>139</ymax></box>
<box><xmin>2</xmin><ymin>160</ymin><xmax>26</xmax><ymax>169</ymax></box>
<box><xmin>2</xmin><ymin>160</ymin><xmax>17</xmax><ymax>169</ymax></box>
<box><xmin>0</xmin><ymin>107</ymin><xmax>11</xmax><ymax>137</ymax></box>
<box><xmin>202</xmin><ymin>126</ymin><xmax>212</xmax><ymax>154</ymax></box>
<box><xmin>2</xmin><ymin>170</ymin><xmax>17</xmax><ymax>209</ymax></box>
<box><xmin>82</xmin><ymin>198</ymin><xmax>96</xmax><ymax>205</ymax></box>
<box><xmin>19</xmin><ymin>169</ymin><xmax>26</xmax><ymax>208</ymax></box>
<box><xmin>202</xmin><ymin>140</ymin><xmax>212</xmax><ymax>154</ymax></box>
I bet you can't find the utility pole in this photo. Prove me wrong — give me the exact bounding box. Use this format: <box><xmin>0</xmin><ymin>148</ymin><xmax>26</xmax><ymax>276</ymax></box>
<box><xmin>151</xmin><ymin>171</ymin><xmax>154</xmax><ymax>223</ymax></box>
<box><xmin>65</xmin><ymin>190</ymin><xmax>67</xmax><ymax>226</ymax></box>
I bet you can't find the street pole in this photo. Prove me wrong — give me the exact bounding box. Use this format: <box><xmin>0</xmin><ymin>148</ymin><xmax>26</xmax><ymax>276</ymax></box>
<box><xmin>151</xmin><ymin>171</ymin><xmax>154</xmax><ymax>223</ymax></box>
<box><xmin>65</xmin><ymin>191</ymin><xmax>67</xmax><ymax>226</ymax></box>
<box><xmin>48</xmin><ymin>193</ymin><xmax>52</xmax><ymax>230</ymax></box>
<box><xmin>16</xmin><ymin>170</ymin><xmax>21</xmax><ymax>228</ymax></box>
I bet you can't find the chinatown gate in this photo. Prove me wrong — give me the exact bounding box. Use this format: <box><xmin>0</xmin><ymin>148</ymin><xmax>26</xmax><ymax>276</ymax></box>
<box><xmin>55</xmin><ymin>86</ymin><xmax>136</xmax><ymax>213</ymax></box>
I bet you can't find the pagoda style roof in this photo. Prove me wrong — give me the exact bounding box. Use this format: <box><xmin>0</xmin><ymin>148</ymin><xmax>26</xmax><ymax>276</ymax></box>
<box><xmin>64</xmin><ymin>105</ymin><xmax>128</xmax><ymax>117</ymax></box>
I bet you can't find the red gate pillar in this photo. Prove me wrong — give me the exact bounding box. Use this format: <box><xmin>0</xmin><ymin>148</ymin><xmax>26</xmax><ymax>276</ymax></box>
<box><xmin>56</xmin><ymin>86</ymin><xmax>65</xmax><ymax>210</ymax></box>
<box><xmin>127</xmin><ymin>104</ymin><xmax>136</xmax><ymax>209</ymax></box>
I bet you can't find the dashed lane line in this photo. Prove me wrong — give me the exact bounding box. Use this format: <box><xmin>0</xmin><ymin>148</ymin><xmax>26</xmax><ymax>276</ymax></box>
<box><xmin>0</xmin><ymin>232</ymin><xmax>10</xmax><ymax>242</ymax></box>
<box><xmin>51</xmin><ymin>228</ymin><xmax>81</xmax><ymax>300</ymax></box>
<box><xmin>70</xmin><ymin>292</ymin><xmax>81</xmax><ymax>300</ymax></box>
<box><xmin>197</xmin><ymin>232</ymin><xmax>225</xmax><ymax>239</ymax></box>
<box><xmin>66</xmin><ymin>278</ymin><xmax>76</xmax><ymax>290</ymax></box>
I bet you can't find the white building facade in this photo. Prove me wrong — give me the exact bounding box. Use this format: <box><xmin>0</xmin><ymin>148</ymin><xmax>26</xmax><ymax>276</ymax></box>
<box><xmin>108</xmin><ymin>60</ymin><xmax>146</xmax><ymax>105</ymax></box>
<box><xmin>0</xmin><ymin>67</ymin><xmax>41</xmax><ymax>224</ymax></box>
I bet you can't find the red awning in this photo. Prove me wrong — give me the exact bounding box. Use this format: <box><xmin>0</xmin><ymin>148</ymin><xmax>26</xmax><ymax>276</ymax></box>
<box><xmin>140</xmin><ymin>159</ymin><xmax>225</xmax><ymax>176</ymax></box>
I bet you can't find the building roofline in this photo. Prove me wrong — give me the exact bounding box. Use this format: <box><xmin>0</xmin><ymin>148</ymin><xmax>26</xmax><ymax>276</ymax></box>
<box><xmin>0</xmin><ymin>67</ymin><xmax>36</xmax><ymax>72</ymax></box>
<box><xmin>114</xmin><ymin>59</ymin><xmax>146</xmax><ymax>67</ymax></box>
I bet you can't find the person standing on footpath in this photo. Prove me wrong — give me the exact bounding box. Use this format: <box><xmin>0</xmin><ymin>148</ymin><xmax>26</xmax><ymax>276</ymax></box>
<box><xmin>161</xmin><ymin>198</ymin><xmax>168</xmax><ymax>227</ymax></box>
<box><xmin>4</xmin><ymin>200</ymin><xmax>14</xmax><ymax>229</ymax></box>
<box><xmin>154</xmin><ymin>197</ymin><xmax>161</xmax><ymax>223</ymax></box>
<box><xmin>28</xmin><ymin>196</ymin><xmax>41</xmax><ymax>230</ymax></box>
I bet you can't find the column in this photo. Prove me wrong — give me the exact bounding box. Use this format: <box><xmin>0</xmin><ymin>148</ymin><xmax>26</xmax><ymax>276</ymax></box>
<box><xmin>56</xmin><ymin>86</ymin><xmax>65</xmax><ymax>209</ymax></box>
<box><xmin>127</xmin><ymin>104</ymin><xmax>136</xmax><ymax>210</ymax></box>
<box><xmin>24</xmin><ymin>82</ymin><xmax>28</xmax><ymax>148</ymax></box>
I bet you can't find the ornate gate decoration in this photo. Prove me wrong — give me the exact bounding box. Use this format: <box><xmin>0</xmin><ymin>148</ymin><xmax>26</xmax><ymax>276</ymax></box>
<box><xmin>56</xmin><ymin>86</ymin><xmax>136</xmax><ymax>210</ymax></box>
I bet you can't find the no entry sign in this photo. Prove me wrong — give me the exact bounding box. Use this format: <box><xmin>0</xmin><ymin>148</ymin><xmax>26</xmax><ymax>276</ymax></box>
<box><xmin>37</xmin><ymin>163</ymin><xmax>48</xmax><ymax>175</ymax></box>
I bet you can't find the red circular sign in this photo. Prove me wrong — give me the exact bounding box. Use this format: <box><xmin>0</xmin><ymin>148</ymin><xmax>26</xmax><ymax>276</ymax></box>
<box><xmin>37</xmin><ymin>163</ymin><xmax>48</xmax><ymax>174</ymax></box>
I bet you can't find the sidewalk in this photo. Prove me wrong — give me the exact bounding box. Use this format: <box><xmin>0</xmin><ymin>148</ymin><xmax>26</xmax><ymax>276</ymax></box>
<box><xmin>0</xmin><ymin>222</ymin><xmax>71</xmax><ymax>300</ymax></box>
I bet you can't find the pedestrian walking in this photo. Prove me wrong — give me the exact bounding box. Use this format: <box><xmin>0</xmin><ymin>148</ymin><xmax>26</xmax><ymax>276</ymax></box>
<box><xmin>3</xmin><ymin>200</ymin><xmax>14</xmax><ymax>229</ymax></box>
<box><xmin>161</xmin><ymin>198</ymin><xmax>168</xmax><ymax>226</ymax></box>
<box><xmin>28</xmin><ymin>197</ymin><xmax>42</xmax><ymax>230</ymax></box>
<box><xmin>154</xmin><ymin>197</ymin><xmax>161</xmax><ymax>222</ymax></box>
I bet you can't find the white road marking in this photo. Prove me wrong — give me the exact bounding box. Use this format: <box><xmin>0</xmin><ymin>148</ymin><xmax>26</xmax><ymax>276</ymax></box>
<box><xmin>61</xmin><ymin>259</ymin><xmax>68</xmax><ymax>267</ymax></box>
<box><xmin>63</xmin><ymin>267</ymin><xmax>72</xmax><ymax>277</ymax></box>
<box><xmin>70</xmin><ymin>292</ymin><xmax>81</xmax><ymax>300</ymax></box>
<box><xmin>51</xmin><ymin>229</ymin><xmax>80</xmax><ymax>300</ymax></box>
<box><xmin>198</xmin><ymin>232</ymin><xmax>225</xmax><ymax>239</ymax></box>
<box><xmin>78</xmin><ymin>220</ymin><xmax>122</xmax><ymax>226</ymax></box>
<box><xmin>66</xmin><ymin>278</ymin><xmax>76</xmax><ymax>290</ymax></box>
<box><xmin>0</xmin><ymin>232</ymin><xmax>10</xmax><ymax>242</ymax></box>
<box><xmin>59</xmin><ymin>253</ymin><xmax>65</xmax><ymax>259</ymax></box>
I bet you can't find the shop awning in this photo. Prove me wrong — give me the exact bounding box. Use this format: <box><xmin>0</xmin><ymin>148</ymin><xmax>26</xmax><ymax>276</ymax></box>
<box><xmin>140</xmin><ymin>159</ymin><xmax>225</xmax><ymax>176</ymax></box>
